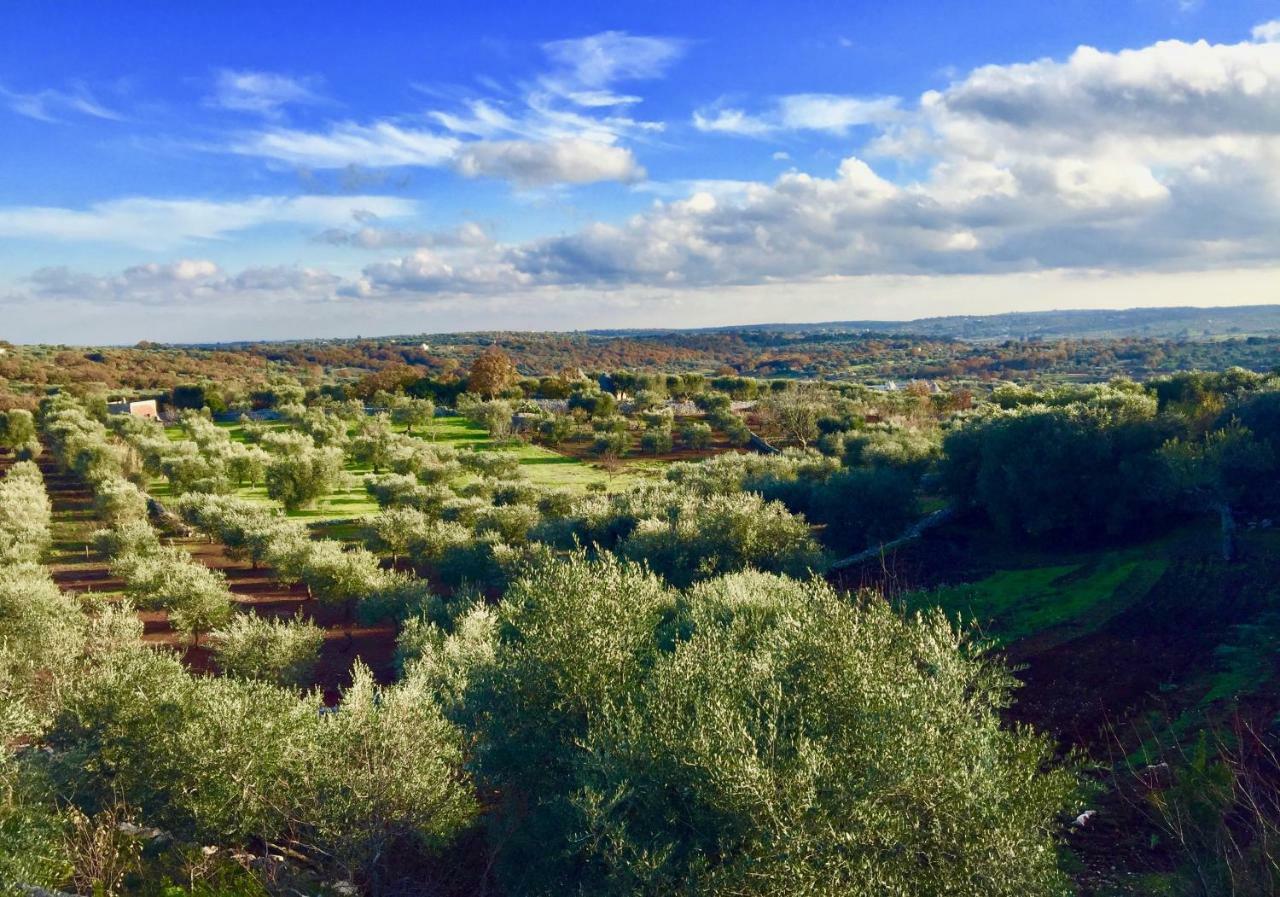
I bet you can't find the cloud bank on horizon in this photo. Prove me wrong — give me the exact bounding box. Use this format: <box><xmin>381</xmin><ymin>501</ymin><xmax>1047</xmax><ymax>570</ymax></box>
<box><xmin>3</xmin><ymin>2</ymin><xmax>1280</xmax><ymax>342</ymax></box>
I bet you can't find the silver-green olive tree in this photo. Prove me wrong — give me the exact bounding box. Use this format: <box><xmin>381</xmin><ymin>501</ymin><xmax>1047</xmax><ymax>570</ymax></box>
<box><xmin>464</xmin><ymin>555</ymin><xmax>1078</xmax><ymax>897</ymax></box>
<box><xmin>209</xmin><ymin>612</ymin><xmax>323</xmax><ymax>688</ymax></box>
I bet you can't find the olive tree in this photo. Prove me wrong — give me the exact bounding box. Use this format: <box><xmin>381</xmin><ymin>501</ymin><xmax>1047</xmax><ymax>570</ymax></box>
<box><xmin>265</xmin><ymin>445</ymin><xmax>344</xmax><ymax>511</ymax></box>
<box><xmin>114</xmin><ymin>547</ymin><xmax>233</xmax><ymax>645</ymax></box>
<box><xmin>46</xmin><ymin>650</ymin><xmax>476</xmax><ymax>890</ymax></box>
<box><xmin>0</xmin><ymin>461</ymin><xmax>51</xmax><ymax>564</ymax></box>
<box><xmin>209</xmin><ymin>612</ymin><xmax>323</xmax><ymax>687</ymax></box>
<box><xmin>0</xmin><ymin>409</ymin><xmax>37</xmax><ymax>451</ymax></box>
<box><xmin>466</xmin><ymin>555</ymin><xmax>1077</xmax><ymax>897</ymax></box>
<box><xmin>391</xmin><ymin>396</ymin><xmax>435</xmax><ymax>436</ymax></box>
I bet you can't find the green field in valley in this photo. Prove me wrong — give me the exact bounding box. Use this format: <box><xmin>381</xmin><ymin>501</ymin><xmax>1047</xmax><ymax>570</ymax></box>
<box><xmin>149</xmin><ymin>414</ymin><xmax>664</xmax><ymax>524</ymax></box>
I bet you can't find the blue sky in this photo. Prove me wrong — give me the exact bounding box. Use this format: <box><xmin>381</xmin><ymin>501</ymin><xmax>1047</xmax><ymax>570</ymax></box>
<box><xmin>3</xmin><ymin>0</ymin><xmax>1280</xmax><ymax>342</ymax></box>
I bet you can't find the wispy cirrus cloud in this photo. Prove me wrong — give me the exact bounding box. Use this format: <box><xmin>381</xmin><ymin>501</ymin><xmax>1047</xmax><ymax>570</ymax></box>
<box><xmin>0</xmin><ymin>81</ymin><xmax>122</xmax><ymax>123</ymax></box>
<box><xmin>229</xmin><ymin>30</ymin><xmax>684</xmax><ymax>186</ymax></box>
<box><xmin>694</xmin><ymin>93</ymin><xmax>901</xmax><ymax>137</ymax></box>
<box><xmin>0</xmin><ymin>194</ymin><xmax>415</xmax><ymax>250</ymax></box>
<box><xmin>540</xmin><ymin>30</ymin><xmax>689</xmax><ymax>107</ymax></box>
<box><xmin>208</xmin><ymin>69</ymin><xmax>324</xmax><ymax>117</ymax></box>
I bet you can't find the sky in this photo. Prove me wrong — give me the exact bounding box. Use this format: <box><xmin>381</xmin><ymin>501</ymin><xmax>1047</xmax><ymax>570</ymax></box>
<box><xmin>3</xmin><ymin>0</ymin><xmax>1280</xmax><ymax>343</ymax></box>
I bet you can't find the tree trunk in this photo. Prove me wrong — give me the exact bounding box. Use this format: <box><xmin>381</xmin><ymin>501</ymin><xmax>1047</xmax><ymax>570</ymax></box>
<box><xmin>1216</xmin><ymin>501</ymin><xmax>1235</xmax><ymax>562</ymax></box>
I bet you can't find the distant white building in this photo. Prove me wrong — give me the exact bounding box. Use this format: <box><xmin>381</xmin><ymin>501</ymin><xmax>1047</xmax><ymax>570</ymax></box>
<box><xmin>107</xmin><ymin>399</ymin><xmax>159</xmax><ymax>420</ymax></box>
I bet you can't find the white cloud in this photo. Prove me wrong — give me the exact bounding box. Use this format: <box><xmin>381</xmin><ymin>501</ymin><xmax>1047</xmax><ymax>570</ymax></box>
<box><xmin>694</xmin><ymin>94</ymin><xmax>900</xmax><ymax>136</ymax></box>
<box><xmin>9</xmin><ymin>265</ymin><xmax>1280</xmax><ymax>344</ymax></box>
<box><xmin>234</xmin><ymin>122</ymin><xmax>460</xmax><ymax>168</ymax></box>
<box><xmin>209</xmin><ymin>70</ymin><xmax>322</xmax><ymax>116</ymax></box>
<box><xmin>23</xmin><ymin>259</ymin><xmax>340</xmax><ymax>305</ymax></box>
<box><xmin>0</xmin><ymin>82</ymin><xmax>121</xmax><ymax>123</ymax></box>
<box><xmin>1252</xmin><ymin>20</ymin><xmax>1280</xmax><ymax>43</ymax></box>
<box><xmin>230</xmin><ymin>31</ymin><xmax>678</xmax><ymax>186</ymax></box>
<box><xmin>454</xmin><ymin>137</ymin><xmax>642</xmax><ymax>186</ymax></box>
<box><xmin>540</xmin><ymin>31</ymin><xmax>688</xmax><ymax>106</ymax></box>
<box><xmin>315</xmin><ymin>220</ymin><xmax>490</xmax><ymax>250</ymax></box>
<box><xmin>19</xmin><ymin>22</ymin><xmax>1280</xmax><ymax>336</ymax></box>
<box><xmin>343</xmin><ymin>26</ymin><xmax>1280</xmax><ymax>296</ymax></box>
<box><xmin>0</xmin><ymin>195</ymin><xmax>416</xmax><ymax>250</ymax></box>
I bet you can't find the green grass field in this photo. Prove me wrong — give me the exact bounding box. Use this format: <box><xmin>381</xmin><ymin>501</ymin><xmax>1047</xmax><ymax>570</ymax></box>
<box><xmin>905</xmin><ymin>549</ymin><xmax>1169</xmax><ymax>647</ymax></box>
<box><xmin>151</xmin><ymin>414</ymin><xmax>664</xmax><ymax>524</ymax></box>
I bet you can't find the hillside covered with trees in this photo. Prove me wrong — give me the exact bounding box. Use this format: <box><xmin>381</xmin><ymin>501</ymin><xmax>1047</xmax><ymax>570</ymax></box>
<box><xmin>2</xmin><ymin>330</ymin><xmax>1280</xmax><ymax>896</ymax></box>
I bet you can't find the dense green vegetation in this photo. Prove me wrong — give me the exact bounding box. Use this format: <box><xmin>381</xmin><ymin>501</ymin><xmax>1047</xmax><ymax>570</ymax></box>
<box><xmin>3</xmin><ymin>330</ymin><xmax>1280</xmax><ymax>896</ymax></box>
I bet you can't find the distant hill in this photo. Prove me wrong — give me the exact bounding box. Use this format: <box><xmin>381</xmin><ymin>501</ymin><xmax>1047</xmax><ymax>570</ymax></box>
<box><xmin>681</xmin><ymin>304</ymin><xmax>1280</xmax><ymax>341</ymax></box>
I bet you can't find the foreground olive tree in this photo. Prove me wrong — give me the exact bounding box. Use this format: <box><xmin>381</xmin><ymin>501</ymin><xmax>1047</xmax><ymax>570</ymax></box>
<box><xmin>465</xmin><ymin>555</ymin><xmax>1077</xmax><ymax>897</ymax></box>
<box><xmin>45</xmin><ymin>649</ymin><xmax>475</xmax><ymax>892</ymax></box>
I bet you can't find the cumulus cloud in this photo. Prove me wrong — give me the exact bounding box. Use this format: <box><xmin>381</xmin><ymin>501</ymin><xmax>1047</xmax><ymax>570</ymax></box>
<box><xmin>345</xmin><ymin>25</ymin><xmax>1280</xmax><ymax>297</ymax></box>
<box><xmin>231</xmin><ymin>31</ymin><xmax>677</xmax><ymax>186</ymax></box>
<box><xmin>1254</xmin><ymin>20</ymin><xmax>1280</xmax><ymax>43</ymax></box>
<box><xmin>0</xmin><ymin>195</ymin><xmax>416</xmax><ymax>250</ymax></box>
<box><xmin>347</xmin><ymin>249</ymin><xmax>531</xmax><ymax>296</ymax></box>
<box><xmin>209</xmin><ymin>69</ymin><xmax>323</xmax><ymax>116</ymax></box>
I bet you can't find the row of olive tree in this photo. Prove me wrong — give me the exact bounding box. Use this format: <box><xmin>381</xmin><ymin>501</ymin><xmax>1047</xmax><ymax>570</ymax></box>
<box><xmin>0</xmin><ymin>460</ymin><xmax>52</xmax><ymax>565</ymax></box>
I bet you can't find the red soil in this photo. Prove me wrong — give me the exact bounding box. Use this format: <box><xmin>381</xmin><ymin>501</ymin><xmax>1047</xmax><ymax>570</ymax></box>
<box><xmin>33</xmin><ymin>453</ymin><xmax>397</xmax><ymax>702</ymax></box>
